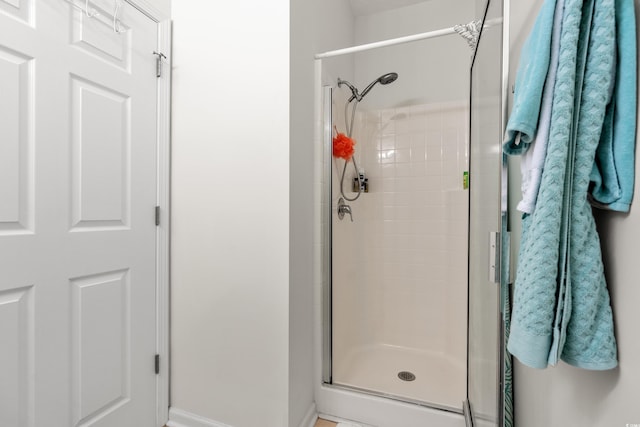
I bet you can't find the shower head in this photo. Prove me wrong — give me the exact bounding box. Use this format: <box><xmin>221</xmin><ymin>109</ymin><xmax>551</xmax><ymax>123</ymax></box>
<box><xmin>379</xmin><ymin>72</ymin><xmax>399</xmax><ymax>85</ymax></box>
<box><xmin>360</xmin><ymin>72</ymin><xmax>399</xmax><ymax>99</ymax></box>
<box><xmin>337</xmin><ymin>72</ymin><xmax>398</xmax><ymax>102</ymax></box>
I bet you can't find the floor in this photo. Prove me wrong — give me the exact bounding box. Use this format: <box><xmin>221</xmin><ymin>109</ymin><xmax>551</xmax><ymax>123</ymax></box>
<box><xmin>332</xmin><ymin>344</ymin><xmax>465</xmax><ymax>409</ymax></box>
<box><xmin>166</xmin><ymin>418</ymin><xmax>337</xmax><ymax>427</ymax></box>
<box><xmin>165</xmin><ymin>419</ymin><xmax>336</xmax><ymax>427</ymax></box>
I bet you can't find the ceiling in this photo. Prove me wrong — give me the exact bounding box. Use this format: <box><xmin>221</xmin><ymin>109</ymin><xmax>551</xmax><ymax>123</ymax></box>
<box><xmin>348</xmin><ymin>0</ymin><xmax>433</xmax><ymax>16</ymax></box>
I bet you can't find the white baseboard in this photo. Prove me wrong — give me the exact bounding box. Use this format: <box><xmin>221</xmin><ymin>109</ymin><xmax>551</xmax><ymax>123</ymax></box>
<box><xmin>168</xmin><ymin>405</ymin><xmax>318</xmax><ymax>427</ymax></box>
<box><xmin>318</xmin><ymin>413</ymin><xmax>375</xmax><ymax>427</ymax></box>
<box><xmin>299</xmin><ymin>402</ymin><xmax>318</xmax><ymax>427</ymax></box>
<box><xmin>167</xmin><ymin>407</ymin><xmax>233</xmax><ymax>427</ymax></box>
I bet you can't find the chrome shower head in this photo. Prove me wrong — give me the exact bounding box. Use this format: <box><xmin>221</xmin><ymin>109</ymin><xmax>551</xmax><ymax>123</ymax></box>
<box><xmin>360</xmin><ymin>72</ymin><xmax>399</xmax><ymax>99</ymax></box>
<box><xmin>338</xmin><ymin>72</ymin><xmax>398</xmax><ymax>102</ymax></box>
<box><xmin>379</xmin><ymin>72</ymin><xmax>399</xmax><ymax>85</ymax></box>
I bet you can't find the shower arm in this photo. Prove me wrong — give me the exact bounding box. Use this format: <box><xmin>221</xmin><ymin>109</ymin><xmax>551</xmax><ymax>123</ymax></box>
<box><xmin>338</xmin><ymin>78</ymin><xmax>362</xmax><ymax>102</ymax></box>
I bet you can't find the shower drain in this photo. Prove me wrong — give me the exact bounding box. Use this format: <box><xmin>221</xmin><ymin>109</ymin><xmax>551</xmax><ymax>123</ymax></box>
<box><xmin>397</xmin><ymin>371</ymin><xmax>416</xmax><ymax>382</ymax></box>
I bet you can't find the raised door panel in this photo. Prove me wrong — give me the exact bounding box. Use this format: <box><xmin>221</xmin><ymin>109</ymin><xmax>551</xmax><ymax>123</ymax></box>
<box><xmin>70</xmin><ymin>270</ymin><xmax>131</xmax><ymax>426</ymax></box>
<box><xmin>70</xmin><ymin>3</ymin><xmax>131</xmax><ymax>71</ymax></box>
<box><xmin>0</xmin><ymin>286</ymin><xmax>34</xmax><ymax>427</ymax></box>
<box><xmin>0</xmin><ymin>46</ymin><xmax>34</xmax><ymax>234</ymax></box>
<box><xmin>70</xmin><ymin>76</ymin><xmax>131</xmax><ymax>231</ymax></box>
<box><xmin>0</xmin><ymin>0</ymin><xmax>32</xmax><ymax>26</ymax></box>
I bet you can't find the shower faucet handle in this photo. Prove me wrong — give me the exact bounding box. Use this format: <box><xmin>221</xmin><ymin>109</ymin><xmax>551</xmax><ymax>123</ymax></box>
<box><xmin>337</xmin><ymin>198</ymin><xmax>353</xmax><ymax>222</ymax></box>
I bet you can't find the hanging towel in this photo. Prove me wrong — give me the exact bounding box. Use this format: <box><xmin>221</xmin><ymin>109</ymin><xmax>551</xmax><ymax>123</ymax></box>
<box><xmin>507</xmin><ymin>0</ymin><xmax>584</xmax><ymax>369</ymax></box>
<box><xmin>507</xmin><ymin>0</ymin><xmax>618</xmax><ymax>370</ymax></box>
<box><xmin>517</xmin><ymin>0</ymin><xmax>566</xmax><ymax>214</ymax></box>
<box><xmin>503</xmin><ymin>0</ymin><xmax>558</xmax><ymax>153</ymax></box>
<box><xmin>560</xmin><ymin>0</ymin><xmax>617</xmax><ymax>369</ymax></box>
<box><xmin>589</xmin><ymin>0</ymin><xmax>637</xmax><ymax>212</ymax></box>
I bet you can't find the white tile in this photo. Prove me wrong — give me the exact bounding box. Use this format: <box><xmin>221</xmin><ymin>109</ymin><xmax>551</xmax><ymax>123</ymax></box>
<box><xmin>395</xmin><ymin>163</ymin><xmax>412</xmax><ymax>177</ymax></box>
<box><xmin>410</xmin><ymin>145</ymin><xmax>426</xmax><ymax>163</ymax></box>
<box><xmin>379</xmin><ymin>135</ymin><xmax>395</xmax><ymax>150</ymax></box>
<box><xmin>426</xmin><ymin>141</ymin><xmax>443</xmax><ymax>161</ymax></box>
<box><xmin>410</xmin><ymin>162</ymin><xmax>427</xmax><ymax>177</ymax></box>
<box><xmin>381</xmin><ymin>178</ymin><xmax>397</xmax><ymax>192</ymax></box>
<box><xmin>425</xmin><ymin>161</ymin><xmax>443</xmax><ymax>176</ymax></box>
<box><xmin>381</xmin><ymin>164</ymin><xmax>396</xmax><ymax>179</ymax></box>
<box><xmin>395</xmin><ymin>148</ymin><xmax>411</xmax><ymax>164</ymax></box>
<box><xmin>395</xmin><ymin>133</ymin><xmax>412</xmax><ymax>149</ymax></box>
<box><xmin>379</xmin><ymin>149</ymin><xmax>395</xmax><ymax>164</ymax></box>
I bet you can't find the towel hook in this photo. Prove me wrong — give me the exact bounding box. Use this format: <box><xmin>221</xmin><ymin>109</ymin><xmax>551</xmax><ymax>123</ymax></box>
<box><xmin>63</xmin><ymin>0</ymin><xmax>99</xmax><ymax>18</ymax></box>
<box><xmin>113</xmin><ymin>0</ymin><xmax>125</xmax><ymax>34</ymax></box>
<box><xmin>84</xmin><ymin>0</ymin><xmax>98</xmax><ymax>17</ymax></box>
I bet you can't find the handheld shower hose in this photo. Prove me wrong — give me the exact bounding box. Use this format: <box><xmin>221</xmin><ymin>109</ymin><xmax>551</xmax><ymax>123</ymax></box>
<box><xmin>337</xmin><ymin>73</ymin><xmax>398</xmax><ymax>202</ymax></box>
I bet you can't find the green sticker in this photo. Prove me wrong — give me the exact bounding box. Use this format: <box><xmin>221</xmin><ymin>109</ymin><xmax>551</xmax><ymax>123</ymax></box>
<box><xmin>463</xmin><ymin>171</ymin><xmax>469</xmax><ymax>189</ymax></box>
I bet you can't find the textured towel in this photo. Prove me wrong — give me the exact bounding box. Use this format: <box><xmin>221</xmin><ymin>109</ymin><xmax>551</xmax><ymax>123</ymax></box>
<box><xmin>508</xmin><ymin>0</ymin><xmax>618</xmax><ymax>370</ymax></box>
<box><xmin>503</xmin><ymin>0</ymin><xmax>558</xmax><ymax>153</ymax></box>
<box><xmin>517</xmin><ymin>0</ymin><xmax>565</xmax><ymax>214</ymax></box>
<box><xmin>589</xmin><ymin>0</ymin><xmax>637</xmax><ymax>212</ymax></box>
<box><xmin>560</xmin><ymin>0</ymin><xmax>617</xmax><ymax>369</ymax></box>
<box><xmin>508</xmin><ymin>0</ymin><xmax>584</xmax><ymax>367</ymax></box>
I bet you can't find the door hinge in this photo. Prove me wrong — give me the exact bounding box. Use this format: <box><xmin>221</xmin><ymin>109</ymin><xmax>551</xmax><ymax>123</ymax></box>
<box><xmin>489</xmin><ymin>231</ymin><xmax>500</xmax><ymax>284</ymax></box>
<box><xmin>155</xmin><ymin>354</ymin><xmax>160</xmax><ymax>374</ymax></box>
<box><xmin>155</xmin><ymin>206</ymin><xmax>160</xmax><ymax>226</ymax></box>
<box><xmin>153</xmin><ymin>51</ymin><xmax>166</xmax><ymax>78</ymax></box>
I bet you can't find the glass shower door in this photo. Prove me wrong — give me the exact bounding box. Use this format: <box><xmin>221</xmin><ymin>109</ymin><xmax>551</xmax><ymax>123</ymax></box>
<box><xmin>467</xmin><ymin>0</ymin><xmax>507</xmax><ymax>426</ymax></box>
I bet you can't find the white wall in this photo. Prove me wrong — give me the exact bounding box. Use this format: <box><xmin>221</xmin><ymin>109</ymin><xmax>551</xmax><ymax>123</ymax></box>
<box><xmin>289</xmin><ymin>1</ymin><xmax>315</xmax><ymax>424</ymax></box>
<box><xmin>509</xmin><ymin>1</ymin><xmax>640</xmax><ymax>425</ymax></box>
<box><xmin>170</xmin><ymin>1</ymin><xmax>290</xmax><ymax>426</ymax></box>
<box><xmin>353</xmin><ymin>0</ymin><xmax>473</xmax><ymax>111</ymax></box>
<box><xmin>290</xmin><ymin>2</ymin><xmax>355</xmax><ymax>427</ymax></box>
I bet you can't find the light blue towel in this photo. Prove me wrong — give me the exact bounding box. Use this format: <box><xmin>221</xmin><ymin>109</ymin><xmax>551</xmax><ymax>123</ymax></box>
<box><xmin>589</xmin><ymin>0</ymin><xmax>637</xmax><ymax>212</ymax></box>
<box><xmin>561</xmin><ymin>0</ymin><xmax>618</xmax><ymax>370</ymax></box>
<box><xmin>516</xmin><ymin>0</ymin><xmax>565</xmax><ymax>214</ymax></box>
<box><xmin>503</xmin><ymin>0</ymin><xmax>558</xmax><ymax>154</ymax></box>
<box><xmin>508</xmin><ymin>0</ymin><xmax>618</xmax><ymax>370</ymax></box>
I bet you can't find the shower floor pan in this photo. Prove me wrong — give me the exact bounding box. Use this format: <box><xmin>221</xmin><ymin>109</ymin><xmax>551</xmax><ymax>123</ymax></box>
<box><xmin>332</xmin><ymin>344</ymin><xmax>465</xmax><ymax>411</ymax></box>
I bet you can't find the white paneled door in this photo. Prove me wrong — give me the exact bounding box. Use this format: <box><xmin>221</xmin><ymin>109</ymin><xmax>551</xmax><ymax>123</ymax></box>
<box><xmin>0</xmin><ymin>0</ymin><xmax>159</xmax><ymax>426</ymax></box>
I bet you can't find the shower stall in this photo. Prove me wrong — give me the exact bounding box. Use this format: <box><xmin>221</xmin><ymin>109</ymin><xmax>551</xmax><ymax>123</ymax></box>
<box><xmin>328</xmin><ymin>73</ymin><xmax>470</xmax><ymax>411</ymax></box>
<box><xmin>314</xmin><ymin>0</ymin><xmax>508</xmax><ymax>426</ymax></box>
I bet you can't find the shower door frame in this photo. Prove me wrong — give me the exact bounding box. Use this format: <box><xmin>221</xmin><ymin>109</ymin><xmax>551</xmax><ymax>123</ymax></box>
<box><xmin>321</xmin><ymin>85</ymin><xmax>333</xmax><ymax>386</ymax></box>
<box><xmin>316</xmin><ymin>84</ymin><xmax>469</xmax><ymax>425</ymax></box>
<box><xmin>320</xmin><ymin>87</ymin><xmax>467</xmax><ymax>415</ymax></box>
<box><xmin>465</xmin><ymin>0</ymin><xmax>511</xmax><ymax>426</ymax></box>
<box><xmin>318</xmin><ymin>85</ymin><xmax>469</xmax><ymax>422</ymax></box>
<box><xmin>314</xmin><ymin>1</ymin><xmax>510</xmax><ymax>422</ymax></box>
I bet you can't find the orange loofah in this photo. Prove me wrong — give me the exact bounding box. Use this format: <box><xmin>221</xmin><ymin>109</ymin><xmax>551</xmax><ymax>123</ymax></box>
<box><xmin>333</xmin><ymin>132</ymin><xmax>356</xmax><ymax>160</ymax></box>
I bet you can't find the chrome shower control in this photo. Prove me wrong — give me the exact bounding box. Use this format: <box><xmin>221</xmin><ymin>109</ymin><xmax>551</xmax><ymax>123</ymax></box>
<box><xmin>337</xmin><ymin>198</ymin><xmax>353</xmax><ymax>222</ymax></box>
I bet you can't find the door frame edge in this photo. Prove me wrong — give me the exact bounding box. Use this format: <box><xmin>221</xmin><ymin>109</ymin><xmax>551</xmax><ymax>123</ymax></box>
<box><xmin>155</xmin><ymin>17</ymin><xmax>172</xmax><ymax>427</ymax></box>
<box><xmin>117</xmin><ymin>1</ymin><xmax>174</xmax><ymax>423</ymax></box>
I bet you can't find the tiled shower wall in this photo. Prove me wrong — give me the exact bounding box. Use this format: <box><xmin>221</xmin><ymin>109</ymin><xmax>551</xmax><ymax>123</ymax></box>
<box><xmin>332</xmin><ymin>101</ymin><xmax>469</xmax><ymax>365</ymax></box>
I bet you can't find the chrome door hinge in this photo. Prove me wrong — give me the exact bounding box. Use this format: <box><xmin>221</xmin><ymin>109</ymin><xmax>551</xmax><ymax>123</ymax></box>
<box><xmin>155</xmin><ymin>206</ymin><xmax>160</xmax><ymax>226</ymax></box>
<box><xmin>489</xmin><ymin>231</ymin><xmax>500</xmax><ymax>284</ymax></box>
<box><xmin>153</xmin><ymin>51</ymin><xmax>166</xmax><ymax>78</ymax></box>
<box><xmin>155</xmin><ymin>354</ymin><xmax>160</xmax><ymax>374</ymax></box>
